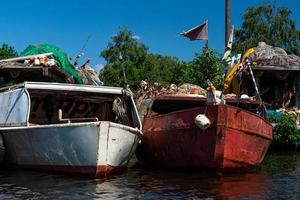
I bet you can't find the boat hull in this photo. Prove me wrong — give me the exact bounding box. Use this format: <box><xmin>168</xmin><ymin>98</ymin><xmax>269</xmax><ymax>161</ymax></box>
<box><xmin>0</xmin><ymin>121</ymin><xmax>141</xmax><ymax>177</ymax></box>
<box><xmin>136</xmin><ymin>104</ymin><xmax>272</xmax><ymax>171</ymax></box>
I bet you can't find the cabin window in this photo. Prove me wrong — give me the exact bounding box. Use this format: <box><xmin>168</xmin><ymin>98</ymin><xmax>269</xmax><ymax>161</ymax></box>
<box><xmin>28</xmin><ymin>90</ymin><xmax>133</xmax><ymax>126</ymax></box>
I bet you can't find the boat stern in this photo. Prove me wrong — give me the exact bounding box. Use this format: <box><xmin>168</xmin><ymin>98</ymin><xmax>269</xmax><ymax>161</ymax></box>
<box><xmin>215</xmin><ymin>105</ymin><xmax>273</xmax><ymax>171</ymax></box>
<box><xmin>95</xmin><ymin>122</ymin><xmax>141</xmax><ymax>177</ymax></box>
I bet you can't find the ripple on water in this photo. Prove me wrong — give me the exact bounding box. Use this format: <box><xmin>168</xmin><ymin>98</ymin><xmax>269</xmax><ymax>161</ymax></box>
<box><xmin>0</xmin><ymin>153</ymin><xmax>299</xmax><ymax>199</ymax></box>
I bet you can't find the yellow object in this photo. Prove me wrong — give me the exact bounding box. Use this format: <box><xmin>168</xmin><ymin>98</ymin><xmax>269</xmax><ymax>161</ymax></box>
<box><xmin>207</xmin><ymin>80</ymin><xmax>216</xmax><ymax>92</ymax></box>
<box><xmin>209</xmin><ymin>84</ymin><xmax>216</xmax><ymax>92</ymax></box>
<box><xmin>222</xmin><ymin>48</ymin><xmax>254</xmax><ymax>94</ymax></box>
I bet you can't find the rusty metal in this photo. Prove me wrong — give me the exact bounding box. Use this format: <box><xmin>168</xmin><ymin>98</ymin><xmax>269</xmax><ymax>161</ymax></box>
<box><xmin>136</xmin><ymin>95</ymin><xmax>273</xmax><ymax>172</ymax></box>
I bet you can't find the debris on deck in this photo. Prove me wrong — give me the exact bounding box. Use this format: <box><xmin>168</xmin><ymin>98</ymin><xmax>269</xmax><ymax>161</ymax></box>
<box><xmin>0</xmin><ymin>44</ymin><xmax>102</xmax><ymax>87</ymax></box>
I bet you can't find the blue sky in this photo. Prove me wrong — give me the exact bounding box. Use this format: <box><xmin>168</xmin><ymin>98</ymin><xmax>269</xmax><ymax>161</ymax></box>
<box><xmin>0</xmin><ymin>0</ymin><xmax>299</xmax><ymax>72</ymax></box>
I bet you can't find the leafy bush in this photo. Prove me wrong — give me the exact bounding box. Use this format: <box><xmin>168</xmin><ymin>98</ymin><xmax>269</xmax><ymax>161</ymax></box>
<box><xmin>0</xmin><ymin>43</ymin><xmax>18</xmax><ymax>59</ymax></box>
<box><xmin>269</xmin><ymin>113</ymin><xmax>300</xmax><ymax>146</ymax></box>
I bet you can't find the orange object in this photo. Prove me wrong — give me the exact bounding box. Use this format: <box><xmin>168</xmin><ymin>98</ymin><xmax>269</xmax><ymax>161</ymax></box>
<box><xmin>191</xmin><ymin>88</ymin><xmax>200</xmax><ymax>94</ymax></box>
<box><xmin>40</xmin><ymin>58</ymin><xmax>46</xmax><ymax>66</ymax></box>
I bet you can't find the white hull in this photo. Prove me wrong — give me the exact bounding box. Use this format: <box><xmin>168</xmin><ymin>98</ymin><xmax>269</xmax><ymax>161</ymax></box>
<box><xmin>0</xmin><ymin>121</ymin><xmax>141</xmax><ymax>177</ymax></box>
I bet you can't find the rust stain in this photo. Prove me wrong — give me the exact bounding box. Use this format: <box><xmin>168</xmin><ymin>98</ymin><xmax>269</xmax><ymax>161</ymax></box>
<box><xmin>136</xmin><ymin>96</ymin><xmax>272</xmax><ymax>172</ymax></box>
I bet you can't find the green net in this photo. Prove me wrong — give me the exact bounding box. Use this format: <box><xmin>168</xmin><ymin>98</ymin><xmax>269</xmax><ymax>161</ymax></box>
<box><xmin>20</xmin><ymin>44</ymin><xmax>83</xmax><ymax>84</ymax></box>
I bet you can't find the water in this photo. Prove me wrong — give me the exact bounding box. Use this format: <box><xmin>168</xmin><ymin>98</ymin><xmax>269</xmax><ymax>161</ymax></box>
<box><xmin>0</xmin><ymin>153</ymin><xmax>299</xmax><ymax>200</ymax></box>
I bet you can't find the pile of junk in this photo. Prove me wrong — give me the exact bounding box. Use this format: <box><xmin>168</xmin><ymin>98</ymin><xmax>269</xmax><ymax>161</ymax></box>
<box><xmin>136</xmin><ymin>42</ymin><xmax>300</xmax><ymax>126</ymax></box>
<box><xmin>135</xmin><ymin>80</ymin><xmax>250</xmax><ymax>107</ymax></box>
<box><xmin>134</xmin><ymin>79</ymin><xmax>257</xmax><ymax>122</ymax></box>
<box><xmin>0</xmin><ymin>44</ymin><xmax>102</xmax><ymax>87</ymax></box>
<box><xmin>225</xmin><ymin>42</ymin><xmax>300</xmax><ymax>125</ymax></box>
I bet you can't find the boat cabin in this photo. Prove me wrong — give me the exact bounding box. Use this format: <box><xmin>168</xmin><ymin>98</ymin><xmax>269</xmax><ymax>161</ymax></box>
<box><xmin>241</xmin><ymin>67</ymin><xmax>300</xmax><ymax>109</ymax></box>
<box><xmin>240</xmin><ymin>43</ymin><xmax>300</xmax><ymax>110</ymax></box>
<box><xmin>0</xmin><ymin>61</ymin><xmax>75</xmax><ymax>87</ymax></box>
<box><xmin>0</xmin><ymin>82</ymin><xmax>141</xmax><ymax>129</ymax></box>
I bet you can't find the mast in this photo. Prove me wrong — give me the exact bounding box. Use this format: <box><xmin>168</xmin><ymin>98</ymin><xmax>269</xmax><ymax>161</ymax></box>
<box><xmin>225</xmin><ymin>0</ymin><xmax>231</xmax><ymax>48</ymax></box>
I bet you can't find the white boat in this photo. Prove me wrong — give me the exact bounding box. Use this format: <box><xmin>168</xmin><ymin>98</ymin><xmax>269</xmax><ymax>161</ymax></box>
<box><xmin>0</xmin><ymin>82</ymin><xmax>142</xmax><ymax>177</ymax></box>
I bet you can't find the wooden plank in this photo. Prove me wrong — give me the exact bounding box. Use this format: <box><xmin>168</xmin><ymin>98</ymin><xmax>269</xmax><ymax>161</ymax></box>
<box><xmin>0</xmin><ymin>53</ymin><xmax>53</xmax><ymax>62</ymax></box>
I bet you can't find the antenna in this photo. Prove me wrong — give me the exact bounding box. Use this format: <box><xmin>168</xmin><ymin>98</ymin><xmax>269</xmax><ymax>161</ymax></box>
<box><xmin>74</xmin><ymin>34</ymin><xmax>92</xmax><ymax>66</ymax></box>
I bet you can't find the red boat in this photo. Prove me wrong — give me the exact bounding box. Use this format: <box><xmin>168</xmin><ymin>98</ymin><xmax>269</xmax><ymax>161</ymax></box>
<box><xmin>136</xmin><ymin>94</ymin><xmax>273</xmax><ymax>172</ymax></box>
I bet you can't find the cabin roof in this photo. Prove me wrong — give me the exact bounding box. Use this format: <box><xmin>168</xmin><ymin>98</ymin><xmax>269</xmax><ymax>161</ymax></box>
<box><xmin>252</xmin><ymin>65</ymin><xmax>300</xmax><ymax>71</ymax></box>
<box><xmin>0</xmin><ymin>81</ymin><xmax>123</xmax><ymax>94</ymax></box>
<box><xmin>250</xmin><ymin>42</ymin><xmax>300</xmax><ymax>71</ymax></box>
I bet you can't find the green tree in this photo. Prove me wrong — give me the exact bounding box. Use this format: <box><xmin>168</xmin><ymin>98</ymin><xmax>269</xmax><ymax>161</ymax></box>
<box><xmin>142</xmin><ymin>54</ymin><xmax>182</xmax><ymax>84</ymax></box>
<box><xmin>0</xmin><ymin>43</ymin><xmax>18</xmax><ymax>59</ymax></box>
<box><xmin>234</xmin><ymin>2</ymin><xmax>300</xmax><ymax>55</ymax></box>
<box><xmin>100</xmin><ymin>28</ymin><xmax>148</xmax><ymax>89</ymax></box>
<box><xmin>177</xmin><ymin>46</ymin><xmax>225</xmax><ymax>88</ymax></box>
<box><xmin>100</xmin><ymin>28</ymin><xmax>184</xmax><ymax>89</ymax></box>
<box><xmin>100</xmin><ymin>28</ymin><xmax>224</xmax><ymax>89</ymax></box>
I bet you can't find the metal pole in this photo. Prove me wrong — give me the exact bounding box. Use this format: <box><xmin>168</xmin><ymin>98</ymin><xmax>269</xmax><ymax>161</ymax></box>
<box><xmin>247</xmin><ymin>61</ymin><xmax>261</xmax><ymax>101</ymax></box>
<box><xmin>225</xmin><ymin>0</ymin><xmax>231</xmax><ymax>48</ymax></box>
<box><xmin>119</xmin><ymin>53</ymin><xmax>128</xmax><ymax>89</ymax></box>
<box><xmin>246</xmin><ymin>59</ymin><xmax>266</xmax><ymax>117</ymax></box>
<box><xmin>122</xmin><ymin>64</ymin><xmax>128</xmax><ymax>89</ymax></box>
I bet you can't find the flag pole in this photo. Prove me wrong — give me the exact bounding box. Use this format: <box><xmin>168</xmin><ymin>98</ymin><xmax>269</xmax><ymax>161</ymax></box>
<box><xmin>205</xmin><ymin>19</ymin><xmax>208</xmax><ymax>49</ymax></box>
<box><xmin>225</xmin><ymin>0</ymin><xmax>231</xmax><ymax>48</ymax></box>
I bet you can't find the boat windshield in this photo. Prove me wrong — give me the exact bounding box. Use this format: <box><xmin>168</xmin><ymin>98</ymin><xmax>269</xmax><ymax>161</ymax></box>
<box><xmin>27</xmin><ymin>89</ymin><xmax>135</xmax><ymax>127</ymax></box>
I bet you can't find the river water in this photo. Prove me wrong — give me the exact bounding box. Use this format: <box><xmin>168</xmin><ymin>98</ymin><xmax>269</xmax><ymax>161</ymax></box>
<box><xmin>0</xmin><ymin>152</ymin><xmax>299</xmax><ymax>199</ymax></box>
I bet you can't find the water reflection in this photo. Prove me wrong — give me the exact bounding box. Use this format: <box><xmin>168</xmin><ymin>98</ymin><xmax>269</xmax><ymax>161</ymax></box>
<box><xmin>262</xmin><ymin>152</ymin><xmax>300</xmax><ymax>199</ymax></box>
<box><xmin>0</xmin><ymin>153</ymin><xmax>299</xmax><ymax>199</ymax></box>
<box><xmin>129</xmin><ymin>165</ymin><xmax>270</xmax><ymax>199</ymax></box>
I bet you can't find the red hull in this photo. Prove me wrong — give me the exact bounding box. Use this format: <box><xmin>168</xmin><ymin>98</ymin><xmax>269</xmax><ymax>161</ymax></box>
<box><xmin>137</xmin><ymin>104</ymin><xmax>272</xmax><ymax>171</ymax></box>
<box><xmin>16</xmin><ymin>165</ymin><xmax>124</xmax><ymax>178</ymax></box>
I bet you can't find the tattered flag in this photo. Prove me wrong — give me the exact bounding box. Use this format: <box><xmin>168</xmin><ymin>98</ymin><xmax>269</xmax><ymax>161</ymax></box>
<box><xmin>181</xmin><ymin>20</ymin><xmax>208</xmax><ymax>40</ymax></box>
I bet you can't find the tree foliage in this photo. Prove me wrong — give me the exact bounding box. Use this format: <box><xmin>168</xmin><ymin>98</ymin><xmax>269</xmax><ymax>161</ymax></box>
<box><xmin>268</xmin><ymin>113</ymin><xmax>300</xmax><ymax>148</ymax></box>
<box><xmin>0</xmin><ymin>43</ymin><xmax>18</xmax><ymax>59</ymax></box>
<box><xmin>234</xmin><ymin>2</ymin><xmax>300</xmax><ymax>55</ymax></box>
<box><xmin>100</xmin><ymin>28</ymin><xmax>148</xmax><ymax>88</ymax></box>
<box><xmin>99</xmin><ymin>28</ymin><xmax>188</xmax><ymax>89</ymax></box>
<box><xmin>142</xmin><ymin>53</ymin><xmax>181</xmax><ymax>84</ymax></box>
<box><xmin>99</xmin><ymin>28</ymin><xmax>225</xmax><ymax>90</ymax></box>
<box><xmin>177</xmin><ymin>46</ymin><xmax>224</xmax><ymax>88</ymax></box>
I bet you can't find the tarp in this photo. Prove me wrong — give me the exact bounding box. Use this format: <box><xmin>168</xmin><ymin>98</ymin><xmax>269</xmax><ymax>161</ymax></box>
<box><xmin>20</xmin><ymin>44</ymin><xmax>83</xmax><ymax>84</ymax></box>
<box><xmin>249</xmin><ymin>42</ymin><xmax>300</xmax><ymax>69</ymax></box>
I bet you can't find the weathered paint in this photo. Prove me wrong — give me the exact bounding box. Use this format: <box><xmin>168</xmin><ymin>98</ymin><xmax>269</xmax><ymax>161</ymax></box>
<box><xmin>136</xmin><ymin>103</ymin><xmax>272</xmax><ymax>172</ymax></box>
<box><xmin>0</xmin><ymin>81</ymin><xmax>123</xmax><ymax>95</ymax></box>
<box><xmin>0</xmin><ymin>134</ymin><xmax>4</xmax><ymax>163</ymax></box>
<box><xmin>0</xmin><ymin>82</ymin><xmax>142</xmax><ymax>131</ymax></box>
<box><xmin>0</xmin><ymin>88</ymin><xmax>30</xmax><ymax>126</ymax></box>
<box><xmin>0</xmin><ymin>82</ymin><xmax>143</xmax><ymax>177</ymax></box>
<box><xmin>1</xmin><ymin>121</ymin><xmax>141</xmax><ymax>177</ymax></box>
